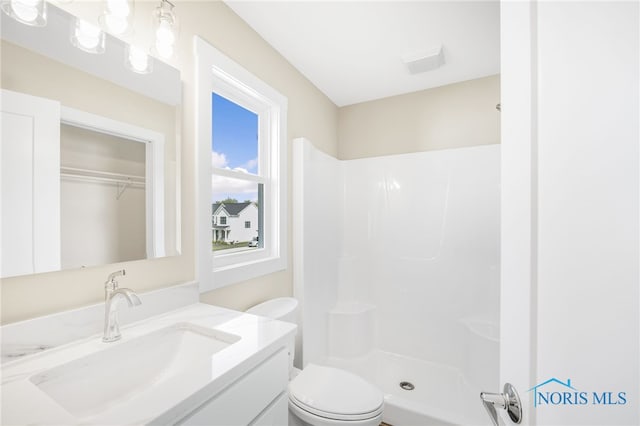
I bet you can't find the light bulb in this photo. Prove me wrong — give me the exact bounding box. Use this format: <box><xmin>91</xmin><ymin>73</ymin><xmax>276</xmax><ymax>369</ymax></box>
<box><xmin>155</xmin><ymin>20</ymin><xmax>175</xmax><ymax>45</ymax></box>
<box><xmin>11</xmin><ymin>0</ymin><xmax>37</xmax><ymax>22</ymax></box>
<box><xmin>1</xmin><ymin>0</ymin><xmax>46</xmax><ymax>26</ymax></box>
<box><xmin>72</xmin><ymin>19</ymin><xmax>105</xmax><ymax>53</ymax></box>
<box><xmin>151</xmin><ymin>0</ymin><xmax>178</xmax><ymax>59</ymax></box>
<box><xmin>76</xmin><ymin>20</ymin><xmax>101</xmax><ymax>49</ymax></box>
<box><xmin>155</xmin><ymin>39</ymin><xmax>173</xmax><ymax>59</ymax></box>
<box><xmin>128</xmin><ymin>46</ymin><xmax>150</xmax><ymax>73</ymax></box>
<box><xmin>104</xmin><ymin>13</ymin><xmax>128</xmax><ymax>34</ymax></box>
<box><xmin>106</xmin><ymin>0</ymin><xmax>129</xmax><ymax>17</ymax></box>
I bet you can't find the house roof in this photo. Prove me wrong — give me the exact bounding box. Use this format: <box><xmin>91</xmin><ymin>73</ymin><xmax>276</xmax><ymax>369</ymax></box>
<box><xmin>212</xmin><ymin>202</ymin><xmax>254</xmax><ymax>217</ymax></box>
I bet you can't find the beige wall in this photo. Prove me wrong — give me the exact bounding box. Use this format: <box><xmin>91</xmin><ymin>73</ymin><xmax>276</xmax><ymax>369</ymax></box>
<box><xmin>338</xmin><ymin>74</ymin><xmax>500</xmax><ymax>160</ymax></box>
<box><xmin>1</xmin><ymin>41</ymin><xmax>177</xmax><ymax>143</ymax></box>
<box><xmin>1</xmin><ymin>1</ymin><xmax>338</xmax><ymax>324</ymax></box>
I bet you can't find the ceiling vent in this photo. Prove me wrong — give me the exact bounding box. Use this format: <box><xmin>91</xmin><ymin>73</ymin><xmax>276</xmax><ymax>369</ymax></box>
<box><xmin>402</xmin><ymin>45</ymin><xmax>445</xmax><ymax>74</ymax></box>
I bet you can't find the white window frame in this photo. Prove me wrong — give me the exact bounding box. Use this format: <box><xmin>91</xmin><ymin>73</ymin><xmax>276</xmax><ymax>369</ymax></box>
<box><xmin>195</xmin><ymin>37</ymin><xmax>288</xmax><ymax>291</ymax></box>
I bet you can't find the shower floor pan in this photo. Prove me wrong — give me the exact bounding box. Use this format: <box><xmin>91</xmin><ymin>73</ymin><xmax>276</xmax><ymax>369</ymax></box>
<box><xmin>327</xmin><ymin>350</ymin><xmax>489</xmax><ymax>426</ymax></box>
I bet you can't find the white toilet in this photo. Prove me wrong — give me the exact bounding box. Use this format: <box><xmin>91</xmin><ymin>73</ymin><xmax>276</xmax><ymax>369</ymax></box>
<box><xmin>247</xmin><ymin>298</ymin><xmax>384</xmax><ymax>426</ymax></box>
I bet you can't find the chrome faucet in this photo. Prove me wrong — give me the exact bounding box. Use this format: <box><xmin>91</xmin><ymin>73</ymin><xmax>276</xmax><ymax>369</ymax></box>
<box><xmin>103</xmin><ymin>269</ymin><xmax>141</xmax><ymax>342</ymax></box>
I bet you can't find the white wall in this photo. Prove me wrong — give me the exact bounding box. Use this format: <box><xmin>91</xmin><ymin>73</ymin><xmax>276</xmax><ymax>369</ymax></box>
<box><xmin>230</xmin><ymin>206</ymin><xmax>259</xmax><ymax>243</ymax></box>
<box><xmin>342</xmin><ymin>145</ymin><xmax>500</xmax><ymax>372</ymax></box>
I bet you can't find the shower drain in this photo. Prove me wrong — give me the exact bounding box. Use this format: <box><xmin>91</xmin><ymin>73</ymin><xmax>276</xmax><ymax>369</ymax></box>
<box><xmin>399</xmin><ymin>381</ymin><xmax>415</xmax><ymax>391</ymax></box>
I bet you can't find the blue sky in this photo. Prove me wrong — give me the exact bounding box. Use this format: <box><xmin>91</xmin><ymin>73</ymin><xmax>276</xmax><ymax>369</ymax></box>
<box><xmin>211</xmin><ymin>93</ymin><xmax>259</xmax><ymax>203</ymax></box>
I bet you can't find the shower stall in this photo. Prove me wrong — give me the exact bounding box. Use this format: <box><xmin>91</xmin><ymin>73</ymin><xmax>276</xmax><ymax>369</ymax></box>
<box><xmin>293</xmin><ymin>138</ymin><xmax>500</xmax><ymax>425</ymax></box>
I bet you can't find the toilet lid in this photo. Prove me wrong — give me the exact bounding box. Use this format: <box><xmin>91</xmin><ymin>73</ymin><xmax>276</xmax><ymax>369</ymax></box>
<box><xmin>288</xmin><ymin>364</ymin><xmax>384</xmax><ymax>421</ymax></box>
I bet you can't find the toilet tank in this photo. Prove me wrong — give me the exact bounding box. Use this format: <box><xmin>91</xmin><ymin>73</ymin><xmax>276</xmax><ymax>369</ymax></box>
<box><xmin>246</xmin><ymin>297</ymin><xmax>299</xmax><ymax>376</ymax></box>
<box><xmin>246</xmin><ymin>297</ymin><xmax>298</xmax><ymax>324</ymax></box>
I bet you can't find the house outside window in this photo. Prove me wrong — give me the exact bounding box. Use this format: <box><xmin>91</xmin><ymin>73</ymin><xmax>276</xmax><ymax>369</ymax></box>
<box><xmin>196</xmin><ymin>37</ymin><xmax>288</xmax><ymax>291</ymax></box>
<box><xmin>211</xmin><ymin>202</ymin><xmax>258</xmax><ymax>246</ymax></box>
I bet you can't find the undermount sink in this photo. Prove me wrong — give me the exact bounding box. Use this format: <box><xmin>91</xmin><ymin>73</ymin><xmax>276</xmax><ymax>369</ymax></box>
<box><xmin>29</xmin><ymin>322</ymin><xmax>240</xmax><ymax>419</ymax></box>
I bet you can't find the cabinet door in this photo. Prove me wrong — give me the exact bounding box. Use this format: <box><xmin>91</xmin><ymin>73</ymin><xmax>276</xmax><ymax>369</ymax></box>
<box><xmin>179</xmin><ymin>348</ymin><xmax>288</xmax><ymax>426</ymax></box>
<box><xmin>1</xmin><ymin>89</ymin><xmax>60</xmax><ymax>277</ymax></box>
<box><xmin>249</xmin><ymin>393</ymin><xmax>288</xmax><ymax>426</ymax></box>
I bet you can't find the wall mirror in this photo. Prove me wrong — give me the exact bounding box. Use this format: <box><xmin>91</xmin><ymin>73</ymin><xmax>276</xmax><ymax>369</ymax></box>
<box><xmin>1</xmin><ymin>2</ymin><xmax>181</xmax><ymax>278</ymax></box>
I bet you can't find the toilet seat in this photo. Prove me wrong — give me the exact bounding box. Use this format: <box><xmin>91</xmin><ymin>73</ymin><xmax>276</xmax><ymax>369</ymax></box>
<box><xmin>288</xmin><ymin>364</ymin><xmax>384</xmax><ymax>422</ymax></box>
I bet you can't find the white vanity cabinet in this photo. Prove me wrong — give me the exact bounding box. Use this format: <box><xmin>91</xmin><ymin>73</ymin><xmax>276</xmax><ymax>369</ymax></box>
<box><xmin>177</xmin><ymin>348</ymin><xmax>289</xmax><ymax>426</ymax></box>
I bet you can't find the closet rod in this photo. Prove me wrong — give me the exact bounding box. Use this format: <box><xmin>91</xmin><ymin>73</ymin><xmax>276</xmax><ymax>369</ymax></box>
<box><xmin>60</xmin><ymin>166</ymin><xmax>145</xmax><ymax>183</ymax></box>
<box><xmin>60</xmin><ymin>173</ymin><xmax>146</xmax><ymax>187</ymax></box>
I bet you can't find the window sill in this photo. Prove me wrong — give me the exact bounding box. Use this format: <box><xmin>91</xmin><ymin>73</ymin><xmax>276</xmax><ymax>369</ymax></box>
<box><xmin>206</xmin><ymin>255</ymin><xmax>287</xmax><ymax>290</ymax></box>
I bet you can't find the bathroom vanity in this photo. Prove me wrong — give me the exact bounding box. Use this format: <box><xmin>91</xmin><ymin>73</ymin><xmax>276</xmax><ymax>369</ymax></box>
<box><xmin>1</xmin><ymin>301</ymin><xmax>296</xmax><ymax>425</ymax></box>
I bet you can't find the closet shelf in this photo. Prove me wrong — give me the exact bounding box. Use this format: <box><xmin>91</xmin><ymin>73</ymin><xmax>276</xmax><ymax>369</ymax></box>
<box><xmin>60</xmin><ymin>166</ymin><xmax>145</xmax><ymax>199</ymax></box>
<box><xmin>60</xmin><ymin>166</ymin><xmax>145</xmax><ymax>185</ymax></box>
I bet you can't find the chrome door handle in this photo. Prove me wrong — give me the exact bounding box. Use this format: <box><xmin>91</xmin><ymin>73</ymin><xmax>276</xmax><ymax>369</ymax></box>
<box><xmin>480</xmin><ymin>383</ymin><xmax>522</xmax><ymax>426</ymax></box>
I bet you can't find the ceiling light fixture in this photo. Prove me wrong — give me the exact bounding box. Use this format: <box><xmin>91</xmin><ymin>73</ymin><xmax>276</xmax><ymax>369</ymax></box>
<box><xmin>151</xmin><ymin>0</ymin><xmax>177</xmax><ymax>60</ymax></box>
<box><xmin>0</xmin><ymin>0</ymin><xmax>46</xmax><ymax>26</ymax></box>
<box><xmin>6</xmin><ymin>0</ymin><xmax>176</xmax><ymax>73</ymax></box>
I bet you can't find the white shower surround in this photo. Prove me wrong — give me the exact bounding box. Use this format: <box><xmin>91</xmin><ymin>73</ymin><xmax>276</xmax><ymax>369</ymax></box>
<box><xmin>294</xmin><ymin>139</ymin><xmax>500</xmax><ymax>425</ymax></box>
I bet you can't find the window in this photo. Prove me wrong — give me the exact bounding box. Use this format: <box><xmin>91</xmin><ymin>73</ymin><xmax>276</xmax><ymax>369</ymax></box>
<box><xmin>196</xmin><ymin>37</ymin><xmax>287</xmax><ymax>291</ymax></box>
<box><xmin>211</xmin><ymin>95</ymin><xmax>260</xmax><ymax>253</ymax></box>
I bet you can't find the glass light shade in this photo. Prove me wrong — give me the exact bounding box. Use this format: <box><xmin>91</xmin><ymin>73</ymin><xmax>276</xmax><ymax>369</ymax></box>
<box><xmin>106</xmin><ymin>0</ymin><xmax>130</xmax><ymax>17</ymax></box>
<box><xmin>151</xmin><ymin>0</ymin><xmax>178</xmax><ymax>59</ymax></box>
<box><xmin>71</xmin><ymin>18</ymin><xmax>106</xmax><ymax>54</ymax></box>
<box><xmin>0</xmin><ymin>0</ymin><xmax>46</xmax><ymax>26</ymax></box>
<box><xmin>126</xmin><ymin>45</ymin><xmax>153</xmax><ymax>74</ymax></box>
<box><xmin>155</xmin><ymin>20</ymin><xmax>175</xmax><ymax>45</ymax></box>
<box><xmin>99</xmin><ymin>0</ymin><xmax>133</xmax><ymax>36</ymax></box>
<box><xmin>101</xmin><ymin>13</ymin><xmax>128</xmax><ymax>34</ymax></box>
<box><xmin>154</xmin><ymin>38</ymin><xmax>174</xmax><ymax>59</ymax></box>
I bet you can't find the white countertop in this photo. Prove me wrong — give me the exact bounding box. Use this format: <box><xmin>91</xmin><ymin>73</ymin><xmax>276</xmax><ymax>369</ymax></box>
<box><xmin>1</xmin><ymin>303</ymin><xmax>297</xmax><ymax>425</ymax></box>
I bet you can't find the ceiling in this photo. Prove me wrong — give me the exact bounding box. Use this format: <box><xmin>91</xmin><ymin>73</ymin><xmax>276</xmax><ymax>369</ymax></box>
<box><xmin>225</xmin><ymin>1</ymin><xmax>500</xmax><ymax>107</ymax></box>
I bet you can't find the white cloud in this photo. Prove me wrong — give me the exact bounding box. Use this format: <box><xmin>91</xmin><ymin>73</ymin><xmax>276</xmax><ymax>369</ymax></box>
<box><xmin>211</xmin><ymin>151</ymin><xmax>228</xmax><ymax>168</ymax></box>
<box><xmin>211</xmin><ymin>153</ymin><xmax>259</xmax><ymax>201</ymax></box>
<box><xmin>212</xmin><ymin>151</ymin><xmax>259</xmax><ymax>175</ymax></box>
<box><xmin>212</xmin><ymin>175</ymin><xmax>256</xmax><ymax>195</ymax></box>
<box><xmin>239</xmin><ymin>158</ymin><xmax>258</xmax><ymax>172</ymax></box>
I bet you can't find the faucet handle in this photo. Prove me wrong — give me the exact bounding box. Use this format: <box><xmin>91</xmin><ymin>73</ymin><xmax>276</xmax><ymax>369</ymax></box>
<box><xmin>105</xmin><ymin>269</ymin><xmax>126</xmax><ymax>289</ymax></box>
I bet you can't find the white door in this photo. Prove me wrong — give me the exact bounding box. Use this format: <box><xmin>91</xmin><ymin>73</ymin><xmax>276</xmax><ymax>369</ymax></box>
<box><xmin>1</xmin><ymin>89</ymin><xmax>61</xmax><ymax>277</ymax></box>
<box><xmin>498</xmin><ymin>2</ymin><xmax>639</xmax><ymax>426</ymax></box>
